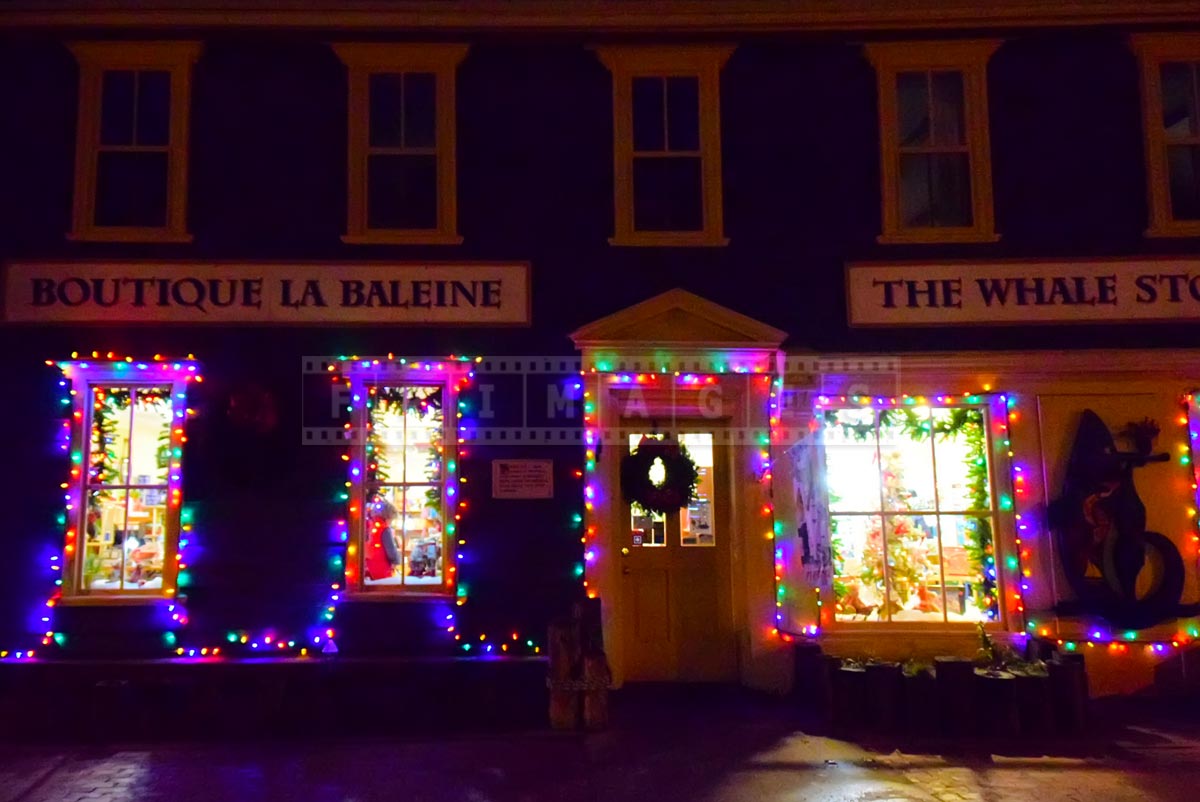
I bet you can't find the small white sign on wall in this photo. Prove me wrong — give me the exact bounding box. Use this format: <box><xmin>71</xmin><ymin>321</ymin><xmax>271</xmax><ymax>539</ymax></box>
<box><xmin>492</xmin><ymin>459</ymin><xmax>554</xmax><ymax>499</ymax></box>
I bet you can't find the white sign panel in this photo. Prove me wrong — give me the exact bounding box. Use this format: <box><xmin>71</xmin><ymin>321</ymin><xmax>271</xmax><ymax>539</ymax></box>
<box><xmin>492</xmin><ymin>460</ymin><xmax>554</xmax><ymax>499</ymax></box>
<box><xmin>847</xmin><ymin>260</ymin><xmax>1200</xmax><ymax>327</ymax></box>
<box><xmin>2</xmin><ymin>262</ymin><xmax>530</xmax><ymax>325</ymax></box>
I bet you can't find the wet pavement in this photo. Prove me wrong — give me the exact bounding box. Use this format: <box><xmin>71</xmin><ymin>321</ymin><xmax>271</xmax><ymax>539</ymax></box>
<box><xmin>1</xmin><ymin>690</ymin><xmax>1198</xmax><ymax>801</ymax></box>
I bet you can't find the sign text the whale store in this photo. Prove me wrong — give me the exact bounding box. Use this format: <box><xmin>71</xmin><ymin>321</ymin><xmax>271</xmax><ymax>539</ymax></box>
<box><xmin>847</xmin><ymin>260</ymin><xmax>1200</xmax><ymax>327</ymax></box>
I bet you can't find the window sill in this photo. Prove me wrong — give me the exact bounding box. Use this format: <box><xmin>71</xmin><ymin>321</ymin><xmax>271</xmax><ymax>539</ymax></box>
<box><xmin>1145</xmin><ymin>223</ymin><xmax>1200</xmax><ymax>239</ymax></box>
<box><xmin>342</xmin><ymin>231</ymin><xmax>464</xmax><ymax>246</ymax></box>
<box><xmin>609</xmin><ymin>232</ymin><xmax>729</xmax><ymax>248</ymax></box>
<box><xmin>877</xmin><ymin>229</ymin><xmax>1000</xmax><ymax>245</ymax></box>
<box><xmin>57</xmin><ymin>594</ymin><xmax>173</xmax><ymax>607</ymax></box>
<box><xmin>68</xmin><ymin>228</ymin><xmax>194</xmax><ymax>244</ymax></box>
<box><xmin>341</xmin><ymin>590</ymin><xmax>457</xmax><ymax>602</ymax></box>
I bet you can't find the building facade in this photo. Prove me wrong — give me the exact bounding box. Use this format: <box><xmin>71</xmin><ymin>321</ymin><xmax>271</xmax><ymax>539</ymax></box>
<box><xmin>2</xmin><ymin>0</ymin><xmax>1200</xmax><ymax>698</ymax></box>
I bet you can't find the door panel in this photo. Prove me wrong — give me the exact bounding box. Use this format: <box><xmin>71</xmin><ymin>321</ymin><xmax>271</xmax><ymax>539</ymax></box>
<box><xmin>621</xmin><ymin>430</ymin><xmax>735</xmax><ymax>681</ymax></box>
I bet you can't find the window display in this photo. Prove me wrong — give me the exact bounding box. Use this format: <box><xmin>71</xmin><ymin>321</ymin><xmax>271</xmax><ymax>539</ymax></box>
<box><xmin>82</xmin><ymin>386</ymin><xmax>173</xmax><ymax>591</ymax></box>
<box><xmin>363</xmin><ymin>385</ymin><xmax>445</xmax><ymax>587</ymax></box>
<box><xmin>824</xmin><ymin>406</ymin><xmax>997</xmax><ymax>623</ymax></box>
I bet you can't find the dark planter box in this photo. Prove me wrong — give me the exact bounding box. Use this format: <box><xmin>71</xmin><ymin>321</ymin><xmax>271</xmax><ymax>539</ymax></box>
<box><xmin>831</xmin><ymin>664</ymin><xmax>867</xmax><ymax>732</ymax></box>
<box><xmin>974</xmin><ymin>669</ymin><xmax>1020</xmax><ymax>738</ymax></box>
<box><xmin>935</xmin><ymin>657</ymin><xmax>976</xmax><ymax>736</ymax></box>
<box><xmin>865</xmin><ymin>662</ymin><xmax>904</xmax><ymax>733</ymax></box>
<box><xmin>1048</xmin><ymin>655</ymin><xmax>1089</xmax><ymax>734</ymax></box>
<box><xmin>902</xmin><ymin>670</ymin><xmax>938</xmax><ymax>735</ymax></box>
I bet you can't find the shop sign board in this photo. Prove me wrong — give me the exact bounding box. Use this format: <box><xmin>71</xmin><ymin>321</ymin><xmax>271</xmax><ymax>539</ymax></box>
<box><xmin>492</xmin><ymin>459</ymin><xmax>554</xmax><ymax>499</ymax></box>
<box><xmin>847</xmin><ymin>259</ymin><xmax>1200</xmax><ymax>327</ymax></box>
<box><xmin>2</xmin><ymin>261</ymin><xmax>530</xmax><ymax>325</ymax></box>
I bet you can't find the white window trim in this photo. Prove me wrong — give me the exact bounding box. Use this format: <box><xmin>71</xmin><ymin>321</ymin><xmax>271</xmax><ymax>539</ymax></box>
<box><xmin>67</xmin><ymin>41</ymin><xmax>201</xmax><ymax>244</ymax></box>
<box><xmin>1131</xmin><ymin>32</ymin><xmax>1200</xmax><ymax>238</ymax></box>
<box><xmin>343</xmin><ymin>364</ymin><xmax>468</xmax><ymax>597</ymax></box>
<box><xmin>63</xmin><ymin>369</ymin><xmax>189</xmax><ymax>602</ymax></box>
<box><xmin>333</xmin><ymin>43</ymin><xmax>468</xmax><ymax>246</ymax></box>
<box><xmin>865</xmin><ymin>40</ymin><xmax>1001</xmax><ymax>245</ymax></box>
<box><xmin>595</xmin><ymin>44</ymin><xmax>733</xmax><ymax>247</ymax></box>
<box><xmin>820</xmin><ymin>399</ymin><xmax>1009</xmax><ymax>630</ymax></box>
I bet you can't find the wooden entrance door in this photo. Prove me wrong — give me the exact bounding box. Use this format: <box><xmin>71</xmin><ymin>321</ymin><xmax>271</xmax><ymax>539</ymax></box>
<box><xmin>620</xmin><ymin>431</ymin><xmax>736</xmax><ymax>681</ymax></box>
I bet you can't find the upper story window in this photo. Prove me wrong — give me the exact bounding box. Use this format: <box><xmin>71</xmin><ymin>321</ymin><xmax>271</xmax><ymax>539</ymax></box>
<box><xmin>822</xmin><ymin>404</ymin><xmax>999</xmax><ymax>625</ymax></box>
<box><xmin>60</xmin><ymin>358</ymin><xmax>200</xmax><ymax>600</ymax></box>
<box><xmin>596</xmin><ymin>45</ymin><xmax>732</xmax><ymax>247</ymax></box>
<box><xmin>866</xmin><ymin>40</ymin><xmax>1000</xmax><ymax>244</ymax></box>
<box><xmin>1132</xmin><ymin>33</ymin><xmax>1200</xmax><ymax>237</ymax></box>
<box><xmin>333</xmin><ymin>44</ymin><xmax>468</xmax><ymax>245</ymax></box>
<box><xmin>68</xmin><ymin>42</ymin><xmax>201</xmax><ymax>243</ymax></box>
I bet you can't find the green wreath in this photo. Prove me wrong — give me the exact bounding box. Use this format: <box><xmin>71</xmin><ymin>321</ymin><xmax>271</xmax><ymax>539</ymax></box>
<box><xmin>621</xmin><ymin>436</ymin><xmax>699</xmax><ymax>515</ymax></box>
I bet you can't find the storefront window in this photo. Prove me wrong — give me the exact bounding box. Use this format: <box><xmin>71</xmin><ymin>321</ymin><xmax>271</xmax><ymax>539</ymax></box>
<box><xmin>824</xmin><ymin>406</ymin><xmax>996</xmax><ymax>624</ymax></box>
<box><xmin>83</xmin><ymin>385</ymin><xmax>173</xmax><ymax>591</ymax></box>
<box><xmin>363</xmin><ymin>385</ymin><xmax>445</xmax><ymax>587</ymax></box>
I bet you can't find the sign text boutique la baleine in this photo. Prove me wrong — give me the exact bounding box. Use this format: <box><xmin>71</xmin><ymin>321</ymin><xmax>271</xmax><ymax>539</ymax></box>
<box><xmin>2</xmin><ymin>262</ymin><xmax>530</xmax><ymax>324</ymax></box>
<box><xmin>847</xmin><ymin>260</ymin><xmax>1200</xmax><ymax>327</ymax></box>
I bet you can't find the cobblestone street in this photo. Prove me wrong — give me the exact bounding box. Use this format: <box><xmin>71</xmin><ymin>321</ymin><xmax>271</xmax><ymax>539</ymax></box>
<box><xmin>1</xmin><ymin>692</ymin><xmax>1198</xmax><ymax>802</ymax></box>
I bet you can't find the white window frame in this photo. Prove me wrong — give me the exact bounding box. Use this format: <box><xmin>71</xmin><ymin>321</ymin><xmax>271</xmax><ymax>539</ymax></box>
<box><xmin>343</xmin><ymin>362</ymin><xmax>468</xmax><ymax>596</ymax></box>
<box><xmin>595</xmin><ymin>45</ymin><xmax>733</xmax><ymax>247</ymax></box>
<box><xmin>333</xmin><ymin>44</ymin><xmax>468</xmax><ymax>245</ymax></box>
<box><xmin>866</xmin><ymin>40</ymin><xmax>1001</xmax><ymax>244</ymax></box>
<box><xmin>68</xmin><ymin>41</ymin><xmax>201</xmax><ymax>243</ymax></box>
<box><xmin>1132</xmin><ymin>32</ymin><xmax>1200</xmax><ymax>238</ymax></box>
<box><xmin>63</xmin><ymin>367</ymin><xmax>191</xmax><ymax>602</ymax></box>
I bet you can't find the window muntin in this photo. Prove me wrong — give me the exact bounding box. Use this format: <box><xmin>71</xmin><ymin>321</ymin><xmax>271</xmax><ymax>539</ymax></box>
<box><xmin>68</xmin><ymin>42</ymin><xmax>199</xmax><ymax>242</ymax></box>
<box><xmin>824</xmin><ymin>406</ymin><xmax>997</xmax><ymax>624</ymax></box>
<box><xmin>333</xmin><ymin>44</ymin><xmax>467</xmax><ymax>245</ymax></box>
<box><xmin>363</xmin><ymin>385</ymin><xmax>445</xmax><ymax>588</ymax></box>
<box><xmin>596</xmin><ymin>46</ymin><xmax>732</xmax><ymax>247</ymax></box>
<box><xmin>866</xmin><ymin>40</ymin><xmax>999</xmax><ymax>244</ymax></box>
<box><xmin>83</xmin><ymin>386</ymin><xmax>173</xmax><ymax>591</ymax></box>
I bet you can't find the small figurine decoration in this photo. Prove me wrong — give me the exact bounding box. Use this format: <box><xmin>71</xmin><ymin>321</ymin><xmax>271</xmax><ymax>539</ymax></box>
<box><xmin>1049</xmin><ymin>409</ymin><xmax>1200</xmax><ymax>628</ymax></box>
<box><xmin>620</xmin><ymin>433</ymin><xmax>699</xmax><ymax>515</ymax></box>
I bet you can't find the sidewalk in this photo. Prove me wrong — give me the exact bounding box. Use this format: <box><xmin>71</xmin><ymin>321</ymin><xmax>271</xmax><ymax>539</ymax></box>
<box><xmin>0</xmin><ymin>687</ymin><xmax>1197</xmax><ymax>802</ymax></box>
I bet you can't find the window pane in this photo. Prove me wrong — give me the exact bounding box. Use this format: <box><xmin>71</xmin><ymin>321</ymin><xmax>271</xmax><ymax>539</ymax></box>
<box><xmin>631</xmin><ymin>505</ymin><xmax>667</xmax><ymax>547</ymax></box>
<box><xmin>901</xmin><ymin>153</ymin><xmax>972</xmax><ymax>228</ymax></box>
<box><xmin>899</xmin><ymin>152</ymin><xmax>934</xmax><ymax>227</ymax></box>
<box><xmin>1168</xmin><ymin>144</ymin><xmax>1200</xmax><ymax>220</ymax></box>
<box><xmin>877</xmin><ymin>410</ymin><xmax>936</xmax><ymax>512</ymax></box>
<box><xmin>401</xmin><ymin>485</ymin><xmax>443</xmax><ymax>585</ymax></box>
<box><xmin>84</xmin><ymin>490</ymin><xmax>128</xmax><ymax>590</ymax></box>
<box><xmin>95</xmin><ymin>151</ymin><xmax>168</xmax><ymax>227</ymax></box>
<box><xmin>632</xmin><ymin>156</ymin><xmax>702</xmax><ymax>231</ymax></box>
<box><xmin>124</xmin><ymin>488</ymin><xmax>166</xmax><ymax>589</ymax></box>
<box><xmin>823</xmin><ymin>408</ymin><xmax>882</xmax><ymax>513</ymax></box>
<box><xmin>364</xmin><ymin>489</ymin><xmax>405</xmax><ymax>584</ymax></box>
<box><xmin>130</xmin><ymin>388</ymin><xmax>173</xmax><ymax>486</ymax></box>
<box><xmin>666</xmin><ymin>76</ymin><xmax>700</xmax><ymax>152</ymax></box>
<box><xmin>939</xmin><ymin>516</ymin><xmax>995</xmax><ymax>622</ymax></box>
<box><xmin>885</xmin><ymin>514</ymin><xmax>944</xmax><ymax>622</ymax></box>
<box><xmin>933</xmin><ymin>407</ymin><xmax>990</xmax><ymax>512</ymax></box>
<box><xmin>404</xmin><ymin>72</ymin><xmax>436</xmax><ymax>149</ymax></box>
<box><xmin>896</xmin><ymin>71</ymin><xmax>930</xmax><ymax>147</ymax></box>
<box><xmin>368</xmin><ymin>73</ymin><xmax>405</xmax><ymax>147</ymax></box>
<box><xmin>832</xmin><ymin>515</ymin><xmax>885</xmax><ymax>622</ymax></box>
<box><xmin>368</xmin><ymin>386</ymin><xmax>444</xmax><ymax>484</ymax></box>
<box><xmin>136</xmin><ymin>70</ymin><xmax>171</xmax><ymax>146</ymax></box>
<box><xmin>100</xmin><ymin>70</ymin><xmax>135</xmax><ymax>146</ymax></box>
<box><xmin>1161</xmin><ymin>62</ymin><xmax>1198</xmax><ymax>140</ymax></box>
<box><xmin>90</xmin><ymin>387</ymin><xmax>132</xmax><ymax>486</ymax></box>
<box><xmin>367</xmin><ymin>153</ymin><xmax>438</xmax><ymax>229</ymax></box>
<box><xmin>931</xmin><ymin>152</ymin><xmax>973</xmax><ymax>226</ymax></box>
<box><xmin>930</xmin><ymin>71</ymin><xmax>966</xmax><ymax>146</ymax></box>
<box><xmin>680</xmin><ymin>433</ymin><xmax>714</xmax><ymax>546</ymax></box>
<box><xmin>632</xmin><ymin>77</ymin><xmax>665</xmax><ymax>152</ymax></box>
